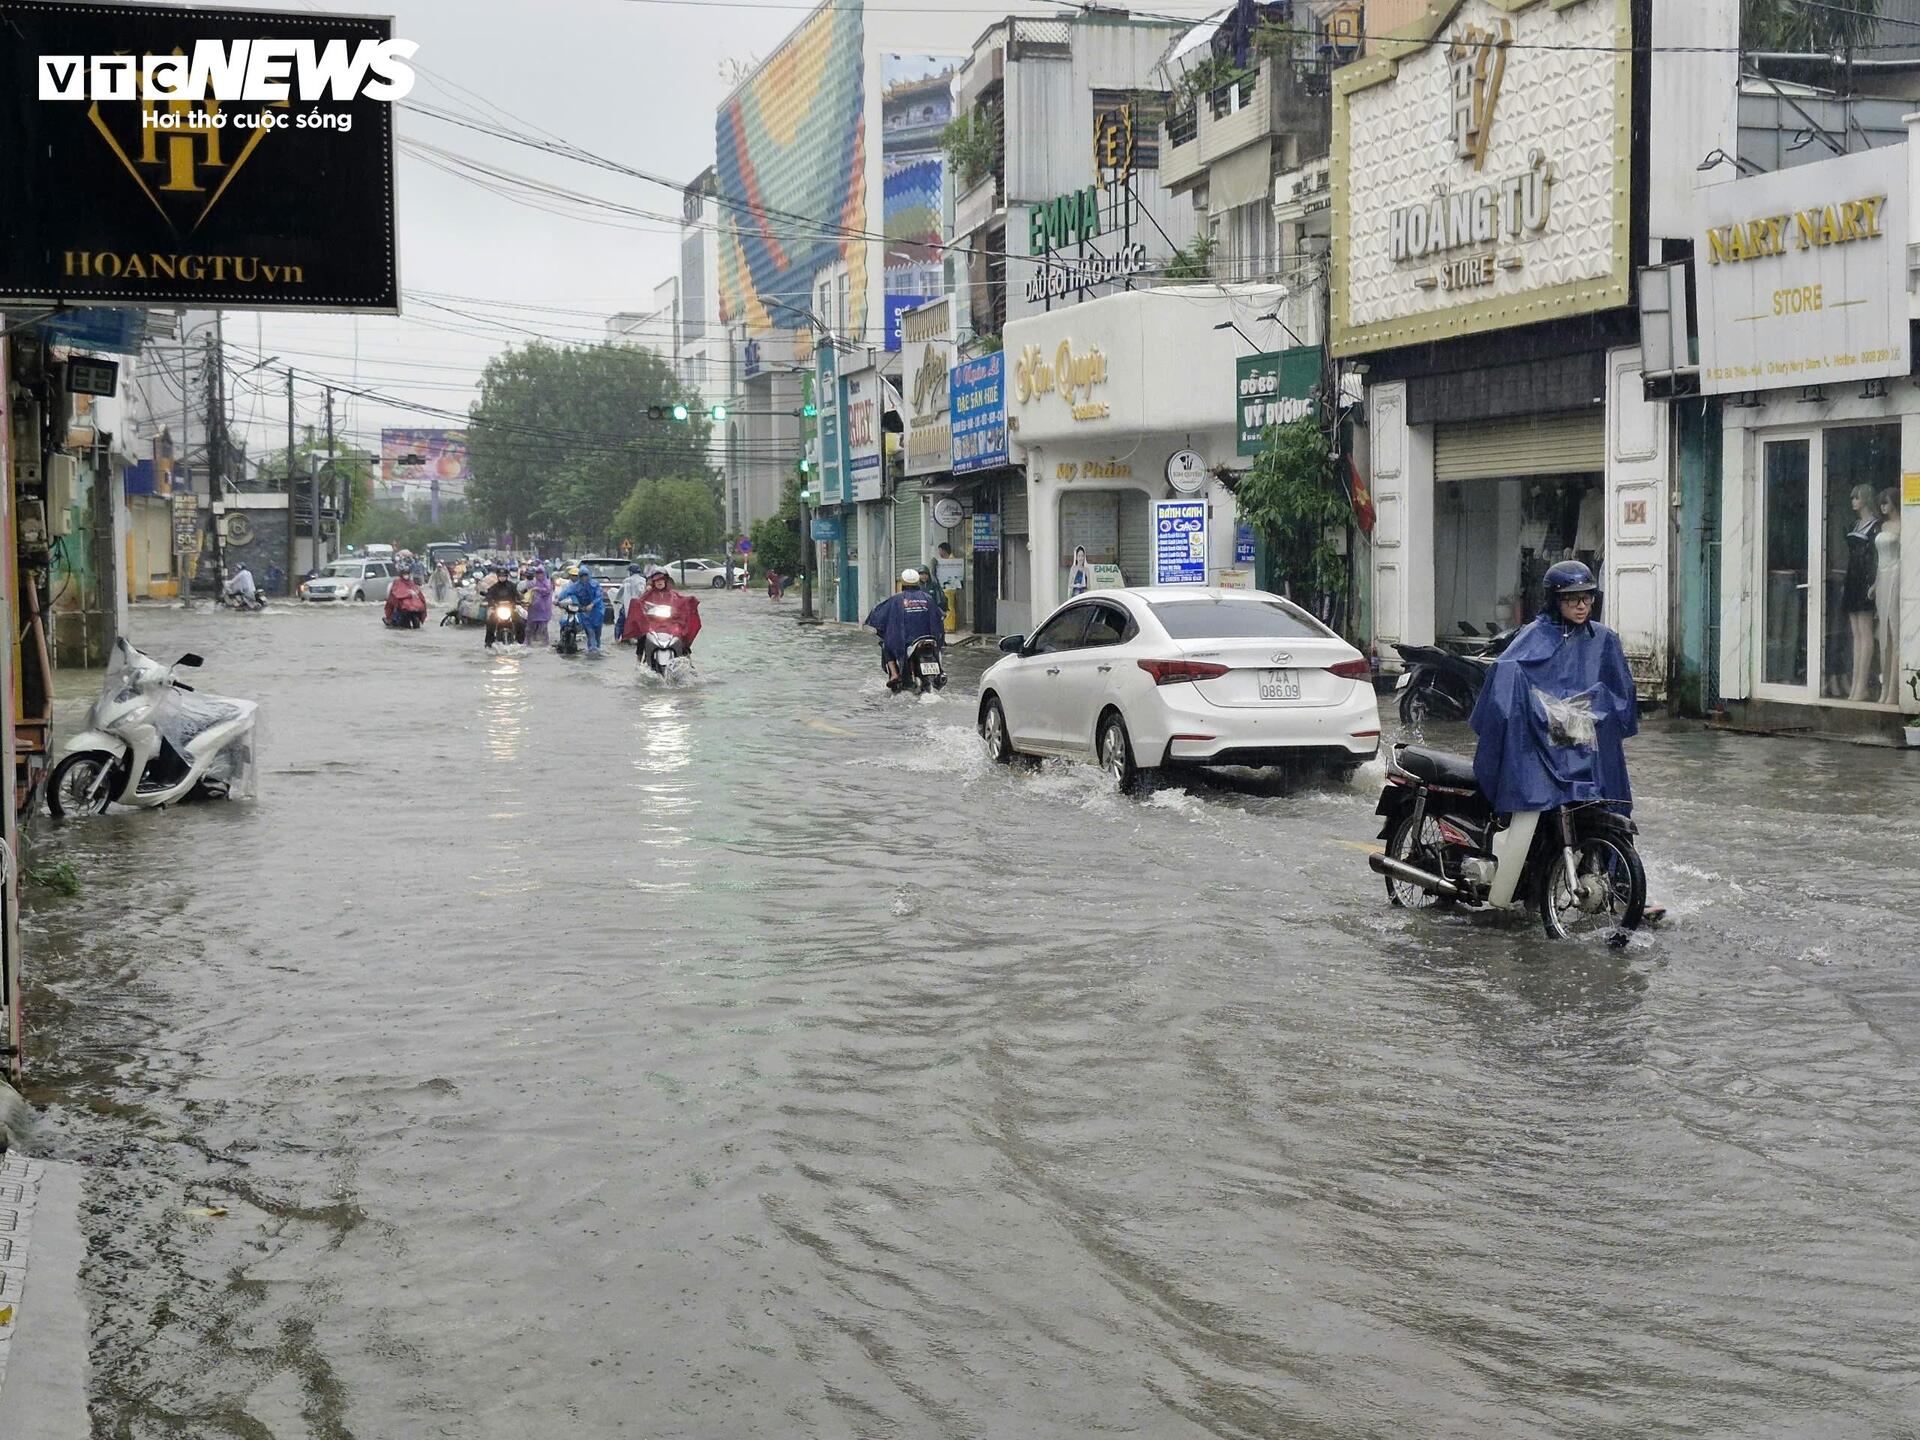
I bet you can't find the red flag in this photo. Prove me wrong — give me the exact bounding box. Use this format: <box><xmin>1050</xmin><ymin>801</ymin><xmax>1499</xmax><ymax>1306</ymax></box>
<box><xmin>1347</xmin><ymin>456</ymin><xmax>1376</xmax><ymax>535</ymax></box>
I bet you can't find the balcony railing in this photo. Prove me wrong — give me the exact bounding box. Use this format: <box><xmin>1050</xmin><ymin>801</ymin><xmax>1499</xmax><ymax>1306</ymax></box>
<box><xmin>1166</xmin><ymin>105</ymin><xmax>1198</xmax><ymax>147</ymax></box>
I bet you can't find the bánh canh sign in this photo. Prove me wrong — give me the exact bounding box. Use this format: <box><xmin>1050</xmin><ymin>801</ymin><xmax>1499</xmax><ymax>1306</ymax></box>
<box><xmin>1694</xmin><ymin>145</ymin><xmax>1908</xmax><ymax>396</ymax></box>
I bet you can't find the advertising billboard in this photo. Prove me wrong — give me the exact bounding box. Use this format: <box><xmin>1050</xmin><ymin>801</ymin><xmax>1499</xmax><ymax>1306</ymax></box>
<box><xmin>881</xmin><ymin>54</ymin><xmax>958</xmax><ymax>351</ymax></box>
<box><xmin>901</xmin><ymin>298</ymin><xmax>953</xmax><ymax>477</ymax></box>
<box><xmin>381</xmin><ymin>429</ymin><xmax>470</xmax><ymax>489</ymax></box>
<box><xmin>842</xmin><ymin>366</ymin><xmax>882</xmax><ymax>503</ymax></box>
<box><xmin>0</xmin><ymin>1</ymin><xmax>404</xmax><ymax>311</ymax></box>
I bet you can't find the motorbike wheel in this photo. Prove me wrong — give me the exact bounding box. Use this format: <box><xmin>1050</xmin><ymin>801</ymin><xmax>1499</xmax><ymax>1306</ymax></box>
<box><xmin>1540</xmin><ymin>830</ymin><xmax>1646</xmax><ymax>943</ymax></box>
<box><xmin>1398</xmin><ymin>686</ymin><xmax>1430</xmax><ymax>726</ymax></box>
<box><xmin>1384</xmin><ymin>812</ymin><xmax>1455</xmax><ymax>911</ymax></box>
<box><xmin>47</xmin><ymin>750</ymin><xmax>122</xmax><ymax>817</ymax></box>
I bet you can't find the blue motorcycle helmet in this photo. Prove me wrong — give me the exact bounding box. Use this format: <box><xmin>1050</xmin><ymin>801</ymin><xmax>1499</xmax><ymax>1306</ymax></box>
<box><xmin>1542</xmin><ymin>559</ymin><xmax>1602</xmax><ymax>622</ymax></box>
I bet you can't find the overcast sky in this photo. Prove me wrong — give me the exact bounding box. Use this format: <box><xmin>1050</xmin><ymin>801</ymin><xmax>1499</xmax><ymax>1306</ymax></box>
<box><xmin>219</xmin><ymin>0</ymin><xmax>753</xmax><ymax>462</ymax></box>
<box><xmin>218</xmin><ymin>0</ymin><xmax>1220</xmax><ymax>464</ymax></box>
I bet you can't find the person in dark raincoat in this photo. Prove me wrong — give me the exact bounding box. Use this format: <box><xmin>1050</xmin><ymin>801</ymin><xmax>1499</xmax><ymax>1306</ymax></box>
<box><xmin>1469</xmin><ymin>560</ymin><xmax>1638</xmax><ymax>817</ymax></box>
<box><xmin>865</xmin><ymin>569</ymin><xmax>946</xmax><ymax>691</ymax></box>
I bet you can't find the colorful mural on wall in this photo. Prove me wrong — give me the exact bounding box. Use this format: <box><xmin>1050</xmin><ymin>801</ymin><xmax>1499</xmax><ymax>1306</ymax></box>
<box><xmin>881</xmin><ymin>53</ymin><xmax>958</xmax><ymax>350</ymax></box>
<box><xmin>715</xmin><ymin>0</ymin><xmax>866</xmax><ymax>340</ymax></box>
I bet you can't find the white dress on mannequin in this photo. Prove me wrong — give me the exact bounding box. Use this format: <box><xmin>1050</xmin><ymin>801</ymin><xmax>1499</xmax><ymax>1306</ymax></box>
<box><xmin>1876</xmin><ymin>518</ymin><xmax>1901</xmax><ymax>704</ymax></box>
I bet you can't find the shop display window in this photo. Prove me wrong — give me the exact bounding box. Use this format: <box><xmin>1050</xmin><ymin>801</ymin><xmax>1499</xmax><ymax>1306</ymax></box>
<box><xmin>1434</xmin><ymin>474</ymin><xmax>1603</xmax><ymax>643</ymax></box>
<box><xmin>1759</xmin><ymin>423</ymin><xmax>1901</xmax><ymax>705</ymax></box>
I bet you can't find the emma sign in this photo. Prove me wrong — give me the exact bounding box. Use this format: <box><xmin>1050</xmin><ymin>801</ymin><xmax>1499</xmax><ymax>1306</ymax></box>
<box><xmin>1695</xmin><ymin>145</ymin><xmax>1909</xmax><ymax>396</ymax></box>
<box><xmin>1331</xmin><ymin>0</ymin><xmax>1631</xmax><ymax>356</ymax></box>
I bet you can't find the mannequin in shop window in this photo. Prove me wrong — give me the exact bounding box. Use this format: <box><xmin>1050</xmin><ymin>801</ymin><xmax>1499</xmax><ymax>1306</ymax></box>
<box><xmin>1875</xmin><ymin>487</ymin><xmax>1901</xmax><ymax>705</ymax></box>
<box><xmin>1844</xmin><ymin>484</ymin><xmax>1882</xmax><ymax>702</ymax></box>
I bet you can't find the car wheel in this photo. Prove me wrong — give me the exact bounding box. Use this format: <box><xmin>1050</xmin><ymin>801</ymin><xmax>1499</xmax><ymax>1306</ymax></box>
<box><xmin>1097</xmin><ymin>711</ymin><xmax>1139</xmax><ymax>794</ymax></box>
<box><xmin>712</xmin><ymin>576</ymin><xmax>725</xmax><ymax>589</ymax></box>
<box><xmin>354</xmin><ymin>590</ymin><xmax>366</xmax><ymax>602</ymax></box>
<box><xmin>979</xmin><ymin>695</ymin><xmax>1011</xmax><ymax>763</ymax></box>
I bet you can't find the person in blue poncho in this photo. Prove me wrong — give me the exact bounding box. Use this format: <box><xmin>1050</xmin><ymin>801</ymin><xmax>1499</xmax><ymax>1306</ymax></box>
<box><xmin>1470</xmin><ymin>560</ymin><xmax>1637</xmax><ymax>815</ymax></box>
<box><xmin>559</xmin><ymin>565</ymin><xmax>605</xmax><ymax>652</ymax></box>
<box><xmin>866</xmin><ymin>569</ymin><xmax>946</xmax><ymax>691</ymax></box>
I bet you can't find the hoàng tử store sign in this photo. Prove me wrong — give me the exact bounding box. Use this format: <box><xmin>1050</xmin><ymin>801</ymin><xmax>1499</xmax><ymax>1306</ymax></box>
<box><xmin>0</xmin><ymin>0</ymin><xmax>403</xmax><ymax>311</ymax></box>
<box><xmin>1694</xmin><ymin>145</ymin><xmax>1909</xmax><ymax>397</ymax></box>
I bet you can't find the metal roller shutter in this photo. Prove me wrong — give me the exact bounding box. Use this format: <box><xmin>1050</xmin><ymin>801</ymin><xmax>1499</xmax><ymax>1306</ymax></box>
<box><xmin>893</xmin><ymin>480</ymin><xmax>924</xmax><ymax>572</ymax></box>
<box><xmin>1117</xmin><ymin>490</ymin><xmax>1151</xmax><ymax>587</ymax></box>
<box><xmin>1433</xmin><ymin>412</ymin><xmax>1605</xmax><ymax>481</ymax></box>
<box><xmin>1001</xmin><ymin>478</ymin><xmax>1029</xmax><ymax>535</ymax></box>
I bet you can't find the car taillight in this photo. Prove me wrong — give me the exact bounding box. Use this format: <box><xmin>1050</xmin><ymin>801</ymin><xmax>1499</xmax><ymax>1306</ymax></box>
<box><xmin>1136</xmin><ymin>658</ymin><xmax>1229</xmax><ymax>686</ymax></box>
<box><xmin>1327</xmin><ymin>658</ymin><xmax>1372</xmax><ymax>680</ymax></box>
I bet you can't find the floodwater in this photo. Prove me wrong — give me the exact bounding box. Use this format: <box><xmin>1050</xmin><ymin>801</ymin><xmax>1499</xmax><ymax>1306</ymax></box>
<box><xmin>16</xmin><ymin>594</ymin><xmax>1920</xmax><ymax>1439</ymax></box>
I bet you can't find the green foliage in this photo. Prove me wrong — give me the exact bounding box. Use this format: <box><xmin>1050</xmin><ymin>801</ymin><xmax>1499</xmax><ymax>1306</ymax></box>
<box><xmin>1163</xmin><ymin>232</ymin><xmax>1217</xmax><ymax>281</ymax></box>
<box><xmin>25</xmin><ymin>861</ymin><xmax>82</xmax><ymax>897</ymax></box>
<box><xmin>748</xmin><ymin>471</ymin><xmax>805</xmax><ymax>579</ymax></box>
<box><xmin>940</xmin><ymin>105</ymin><xmax>1000</xmax><ymax>190</ymax></box>
<box><xmin>1174</xmin><ymin>56</ymin><xmax>1247</xmax><ymax>110</ymax></box>
<box><xmin>611</xmin><ymin>477</ymin><xmax>722</xmax><ymax>561</ymax></box>
<box><xmin>1251</xmin><ymin>18</ymin><xmax>1298</xmax><ymax>63</ymax></box>
<box><xmin>1233</xmin><ymin>418</ymin><xmax>1350</xmax><ymax>602</ymax></box>
<box><xmin>466</xmin><ymin>341</ymin><xmax>714</xmax><ymax>546</ymax></box>
<box><xmin>351</xmin><ymin>499</ymin><xmax>480</xmax><ymax>555</ymax></box>
<box><xmin>1741</xmin><ymin>0</ymin><xmax>1878</xmax><ymax>51</ymax></box>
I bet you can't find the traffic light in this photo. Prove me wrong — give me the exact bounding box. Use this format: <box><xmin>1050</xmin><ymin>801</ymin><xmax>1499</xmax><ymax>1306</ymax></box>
<box><xmin>799</xmin><ymin>458</ymin><xmax>812</xmax><ymax>473</ymax></box>
<box><xmin>708</xmin><ymin>404</ymin><xmax>728</xmax><ymax>422</ymax></box>
<box><xmin>646</xmin><ymin>405</ymin><xmax>665</xmax><ymax>421</ymax></box>
<box><xmin>672</xmin><ymin>403</ymin><xmax>690</xmax><ymax>422</ymax></box>
<box><xmin>802</xmin><ymin>401</ymin><xmax>818</xmax><ymax>418</ymax></box>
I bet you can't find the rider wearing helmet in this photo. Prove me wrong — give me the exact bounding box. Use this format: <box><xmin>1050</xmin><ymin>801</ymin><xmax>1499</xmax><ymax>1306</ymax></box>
<box><xmin>558</xmin><ymin>564</ymin><xmax>605</xmax><ymax>650</ymax></box>
<box><xmin>865</xmin><ymin>568</ymin><xmax>946</xmax><ymax>691</ymax></box>
<box><xmin>614</xmin><ymin>561</ymin><xmax>650</xmax><ymax>642</ymax></box>
<box><xmin>627</xmin><ymin>568</ymin><xmax>702</xmax><ymax>665</ymax></box>
<box><xmin>1470</xmin><ymin>559</ymin><xmax>1638</xmax><ymax>819</ymax></box>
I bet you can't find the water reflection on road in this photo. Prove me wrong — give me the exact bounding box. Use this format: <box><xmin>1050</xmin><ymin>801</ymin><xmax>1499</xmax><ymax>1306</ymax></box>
<box><xmin>17</xmin><ymin>594</ymin><xmax>1920</xmax><ymax>1438</ymax></box>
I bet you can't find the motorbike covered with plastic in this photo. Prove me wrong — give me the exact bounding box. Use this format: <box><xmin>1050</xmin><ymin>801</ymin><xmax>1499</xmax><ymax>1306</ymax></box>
<box><xmin>1467</xmin><ymin>617</ymin><xmax>1637</xmax><ymax>815</ymax></box>
<box><xmin>149</xmin><ymin>686</ymin><xmax>259</xmax><ymax>799</ymax></box>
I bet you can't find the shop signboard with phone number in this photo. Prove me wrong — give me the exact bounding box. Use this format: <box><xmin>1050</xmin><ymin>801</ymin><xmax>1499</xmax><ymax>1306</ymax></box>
<box><xmin>1153</xmin><ymin>499</ymin><xmax>1207</xmax><ymax>585</ymax></box>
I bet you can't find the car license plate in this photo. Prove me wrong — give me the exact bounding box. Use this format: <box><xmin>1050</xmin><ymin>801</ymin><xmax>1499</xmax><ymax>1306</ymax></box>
<box><xmin>1259</xmin><ymin>668</ymin><xmax>1300</xmax><ymax>701</ymax></box>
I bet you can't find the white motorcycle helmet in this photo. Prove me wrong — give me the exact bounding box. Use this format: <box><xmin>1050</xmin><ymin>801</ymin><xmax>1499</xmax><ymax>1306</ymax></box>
<box><xmin>900</xmin><ymin>568</ymin><xmax>921</xmax><ymax>586</ymax></box>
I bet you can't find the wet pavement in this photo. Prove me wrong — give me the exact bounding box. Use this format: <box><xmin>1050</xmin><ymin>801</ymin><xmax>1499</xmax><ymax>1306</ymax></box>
<box><xmin>14</xmin><ymin>593</ymin><xmax>1920</xmax><ymax>1438</ymax></box>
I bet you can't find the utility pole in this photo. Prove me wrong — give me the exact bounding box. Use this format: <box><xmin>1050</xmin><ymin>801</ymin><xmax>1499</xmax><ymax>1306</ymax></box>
<box><xmin>324</xmin><ymin>387</ymin><xmax>340</xmax><ymax>554</ymax></box>
<box><xmin>205</xmin><ymin>323</ymin><xmax>226</xmax><ymax>596</ymax></box>
<box><xmin>285</xmin><ymin>368</ymin><xmax>297</xmax><ymax>592</ymax></box>
<box><xmin>309</xmin><ymin>436</ymin><xmax>324</xmax><ymax>572</ymax></box>
<box><xmin>798</xmin><ymin>486</ymin><xmax>815</xmax><ymax>621</ymax></box>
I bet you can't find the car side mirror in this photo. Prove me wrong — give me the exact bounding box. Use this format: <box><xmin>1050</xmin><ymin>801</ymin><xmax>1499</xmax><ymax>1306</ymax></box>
<box><xmin>998</xmin><ymin>634</ymin><xmax>1025</xmax><ymax>653</ymax></box>
<box><xmin>176</xmin><ymin>653</ymin><xmax>204</xmax><ymax>667</ymax></box>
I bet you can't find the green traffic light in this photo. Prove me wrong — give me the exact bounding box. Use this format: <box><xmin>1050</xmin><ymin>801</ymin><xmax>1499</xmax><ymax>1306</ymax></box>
<box><xmin>799</xmin><ymin>458</ymin><xmax>812</xmax><ymax>473</ymax></box>
<box><xmin>709</xmin><ymin>404</ymin><xmax>728</xmax><ymax>422</ymax></box>
<box><xmin>672</xmin><ymin>403</ymin><xmax>690</xmax><ymax>422</ymax></box>
<box><xmin>802</xmin><ymin>402</ymin><xmax>818</xmax><ymax>418</ymax></box>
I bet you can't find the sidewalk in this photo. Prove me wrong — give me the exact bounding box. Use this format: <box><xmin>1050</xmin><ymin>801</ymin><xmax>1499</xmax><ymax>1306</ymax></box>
<box><xmin>0</xmin><ymin>1150</ymin><xmax>90</xmax><ymax>1440</ymax></box>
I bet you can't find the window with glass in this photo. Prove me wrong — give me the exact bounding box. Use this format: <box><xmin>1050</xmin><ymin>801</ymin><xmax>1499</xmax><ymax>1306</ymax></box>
<box><xmin>1759</xmin><ymin>424</ymin><xmax>1901</xmax><ymax>704</ymax></box>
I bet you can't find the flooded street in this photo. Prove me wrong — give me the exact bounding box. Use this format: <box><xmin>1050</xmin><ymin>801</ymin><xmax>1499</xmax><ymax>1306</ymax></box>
<box><xmin>16</xmin><ymin>595</ymin><xmax>1920</xmax><ymax>1439</ymax></box>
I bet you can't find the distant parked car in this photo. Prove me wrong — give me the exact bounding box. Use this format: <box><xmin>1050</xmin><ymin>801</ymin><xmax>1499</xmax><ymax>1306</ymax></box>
<box><xmin>302</xmin><ymin>559</ymin><xmax>397</xmax><ymax>603</ymax></box>
<box><xmin>658</xmin><ymin>557</ymin><xmax>746</xmax><ymax>589</ymax></box>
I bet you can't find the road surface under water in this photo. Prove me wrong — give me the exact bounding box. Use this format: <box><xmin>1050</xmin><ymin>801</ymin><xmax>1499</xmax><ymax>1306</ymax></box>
<box><xmin>17</xmin><ymin>595</ymin><xmax>1920</xmax><ymax>1438</ymax></box>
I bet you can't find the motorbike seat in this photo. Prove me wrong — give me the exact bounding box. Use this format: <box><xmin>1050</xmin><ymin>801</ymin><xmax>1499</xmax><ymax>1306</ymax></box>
<box><xmin>1397</xmin><ymin>745</ymin><xmax>1479</xmax><ymax>790</ymax></box>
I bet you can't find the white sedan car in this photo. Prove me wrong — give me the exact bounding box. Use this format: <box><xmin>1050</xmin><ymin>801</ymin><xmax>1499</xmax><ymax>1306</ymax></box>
<box><xmin>656</xmin><ymin>558</ymin><xmax>749</xmax><ymax>589</ymax></box>
<box><xmin>978</xmin><ymin>587</ymin><xmax>1381</xmax><ymax>789</ymax></box>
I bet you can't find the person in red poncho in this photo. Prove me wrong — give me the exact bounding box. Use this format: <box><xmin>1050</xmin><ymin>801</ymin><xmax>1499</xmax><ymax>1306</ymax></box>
<box><xmin>383</xmin><ymin>572</ymin><xmax>428</xmax><ymax>628</ymax></box>
<box><xmin>624</xmin><ymin>568</ymin><xmax>701</xmax><ymax>667</ymax></box>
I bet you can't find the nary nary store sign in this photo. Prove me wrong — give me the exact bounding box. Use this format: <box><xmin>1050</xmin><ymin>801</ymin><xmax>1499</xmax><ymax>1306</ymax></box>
<box><xmin>1694</xmin><ymin>146</ymin><xmax>1909</xmax><ymax>396</ymax></box>
<box><xmin>1331</xmin><ymin>0</ymin><xmax>1631</xmax><ymax>356</ymax></box>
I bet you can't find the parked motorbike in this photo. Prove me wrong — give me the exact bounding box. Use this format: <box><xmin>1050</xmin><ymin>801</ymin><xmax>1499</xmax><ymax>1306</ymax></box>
<box><xmin>47</xmin><ymin>638</ymin><xmax>258</xmax><ymax>817</ymax></box>
<box><xmin>484</xmin><ymin>598</ymin><xmax>526</xmax><ymax>648</ymax></box>
<box><xmin>891</xmin><ymin>636</ymin><xmax>946</xmax><ymax>696</ymax></box>
<box><xmin>1391</xmin><ymin>628</ymin><xmax>1516</xmax><ymax>723</ymax></box>
<box><xmin>1367</xmin><ymin>742</ymin><xmax>1646</xmax><ymax>942</ymax></box>
<box><xmin>555</xmin><ymin>599</ymin><xmax>584</xmax><ymax>656</ymax></box>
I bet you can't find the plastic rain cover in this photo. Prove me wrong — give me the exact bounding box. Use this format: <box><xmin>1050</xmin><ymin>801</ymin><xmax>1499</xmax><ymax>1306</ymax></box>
<box><xmin>1469</xmin><ymin>615</ymin><xmax>1637</xmax><ymax>815</ymax></box>
<box><xmin>152</xmin><ymin>689</ymin><xmax>259</xmax><ymax>798</ymax></box>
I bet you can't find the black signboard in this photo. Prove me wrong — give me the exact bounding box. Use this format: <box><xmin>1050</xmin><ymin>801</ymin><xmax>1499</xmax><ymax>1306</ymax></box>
<box><xmin>0</xmin><ymin>1</ymin><xmax>400</xmax><ymax>312</ymax></box>
<box><xmin>67</xmin><ymin>355</ymin><xmax>119</xmax><ymax>395</ymax></box>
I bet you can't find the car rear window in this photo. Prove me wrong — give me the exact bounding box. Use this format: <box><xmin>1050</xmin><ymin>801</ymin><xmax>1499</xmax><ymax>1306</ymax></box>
<box><xmin>1148</xmin><ymin>597</ymin><xmax>1331</xmax><ymax>640</ymax></box>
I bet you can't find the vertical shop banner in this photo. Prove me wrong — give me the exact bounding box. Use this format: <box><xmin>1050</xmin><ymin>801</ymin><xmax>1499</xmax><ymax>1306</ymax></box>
<box><xmin>951</xmin><ymin>352</ymin><xmax>1008</xmax><ymax>474</ymax></box>
<box><xmin>880</xmin><ymin>54</ymin><xmax>959</xmax><ymax>347</ymax></box>
<box><xmin>815</xmin><ymin>342</ymin><xmax>844</xmax><ymax>506</ymax></box>
<box><xmin>1154</xmin><ymin>499</ymin><xmax>1208</xmax><ymax>584</ymax></box>
<box><xmin>0</xmin><ymin>1</ymin><xmax>404</xmax><ymax>310</ymax></box>
<box><xmin>843</xmin><ymin>367</ymin><xmax>882</xmax><ymax>502</ymax></box>
<box><xmin>901</xmin><ymin>297</ymin><xmax>954</xmax><ymax>476</ymax></box>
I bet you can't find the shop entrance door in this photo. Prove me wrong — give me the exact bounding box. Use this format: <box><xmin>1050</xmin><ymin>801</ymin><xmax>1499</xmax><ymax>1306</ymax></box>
<box><xmin>1755</xmin><ymin>424</ymin><xmax>1901</xmax><ymax>705</ymax></box>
